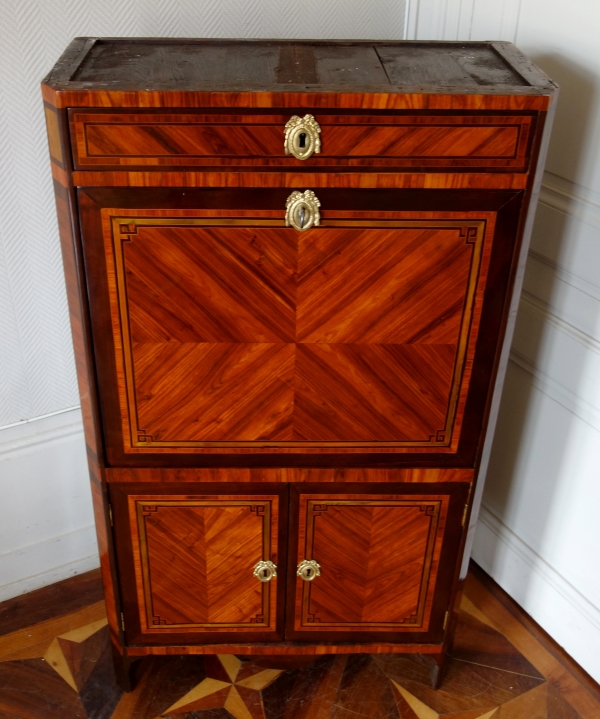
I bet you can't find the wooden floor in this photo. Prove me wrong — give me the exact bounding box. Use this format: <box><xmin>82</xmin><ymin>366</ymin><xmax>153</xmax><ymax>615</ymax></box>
<box><xmin>0</xmin><ymin>562</ymin><xmax>598</xmax><ymax>719</ymax></box>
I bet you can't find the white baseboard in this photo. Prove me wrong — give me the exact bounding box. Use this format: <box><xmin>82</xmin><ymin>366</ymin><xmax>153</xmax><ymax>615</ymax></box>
<box><xmin>472</xmin><ymin>503</ymin><xmax>600</xmax><ymax>683</ymax></box>
<box><xmin>0</xmin><ymin>405</ymin><xmax>83</xmax><ymax>459</ymax></box>
<box><xmin>0</xmin><ymin>407</ymin><xmax>99</xmax><ymax>601</ymax></box>
<box><xmin>0</xmin><ymin>525</ymin><xmax>100</xmax><ymax>602</ymax></box>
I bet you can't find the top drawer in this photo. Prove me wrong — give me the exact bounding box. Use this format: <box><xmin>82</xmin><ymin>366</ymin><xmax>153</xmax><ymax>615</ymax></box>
<box><xmin>69</xmin><ymin>111</ymin><xmax>535</xmax><ymax>171</ymax></box>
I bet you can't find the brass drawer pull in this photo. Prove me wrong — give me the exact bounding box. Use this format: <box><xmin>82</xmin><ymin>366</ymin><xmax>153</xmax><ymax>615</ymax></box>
<box><xmin>284</xmin><ymin>114</ymin><xmax>321</xmax><ymax>160</ymax></box>
<box><xmin>285</xmin><ymin>190</ymin><xmax>321</xmax><ymax>232</ymax></box>
<box><xmin>297</xmin><ymin>559</ymin><xmax>321</xmax><ymax>581</ymax></box>
<box><xmin>253</xmin><ymin>560</ymin><xmax>277</xmax><ymax>582</ymax></box>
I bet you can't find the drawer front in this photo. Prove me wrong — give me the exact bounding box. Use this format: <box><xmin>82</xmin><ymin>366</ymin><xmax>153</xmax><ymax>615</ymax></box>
<box><xmin>111</xmin><ymin>483</ymin><xmax>287</xmax><ymax>644</ymax></box>
<box><xmin>70</xmin><ymin>111</ymin><xmax>534</xmax><ymax>170</ymax></box>
<box><xmin>287</xmin><ymin>483</ymin><xmax>469</xmax><ymax>642</ymax></box>
<box><xmin>80</xmin><ymin>188</ymin><xmax>521</xmax><ymax>462</ymax></box>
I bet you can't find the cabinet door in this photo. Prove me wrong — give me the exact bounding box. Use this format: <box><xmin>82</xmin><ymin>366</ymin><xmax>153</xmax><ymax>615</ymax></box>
<box><xmin>286</xmin><ymin>483</ymin><xmax>469</xmax><ymax>642</ymax></box>
<box><xmin>111</xmin><ymin>483</ymin><xmax>287</xmax><ymax>644</ymax></box>
<box><xmin>80</xmin><ymin>188</ymin><xmax>521</xmax><ymax>464</ymax></box>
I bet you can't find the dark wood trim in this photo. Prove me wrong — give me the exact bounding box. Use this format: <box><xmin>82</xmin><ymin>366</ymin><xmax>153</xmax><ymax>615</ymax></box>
<box><xmin>460</xmin><ymin>99</ymin><xmax>558</xmax><ymax>579</ymax></box>
<box><xmin>47</xmin><ymin>104</ymin><xmax>126</xmax><ymax>653</ymax></box>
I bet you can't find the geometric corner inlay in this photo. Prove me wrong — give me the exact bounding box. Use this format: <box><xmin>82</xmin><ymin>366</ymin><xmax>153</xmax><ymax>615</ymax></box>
<box><xmin>162</xmin><ymin>655</ymin><xmax>283</xmax><ymax>719</ymax></box>
<box><xmin>391</xmin><ymin>680</ymin><xmax>440</xmax><ymax>719</ymax></box>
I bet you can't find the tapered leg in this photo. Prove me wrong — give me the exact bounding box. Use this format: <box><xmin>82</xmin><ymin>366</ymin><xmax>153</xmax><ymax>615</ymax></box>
<box><xmin>422</xmin><ymin>651</ymin><xmax>448</xmax><ymax>689</ymax></box>
<box><xmin>112</xmin><ymin>644</ymin><xmax>137</xmax><ymax>692</ymax></box>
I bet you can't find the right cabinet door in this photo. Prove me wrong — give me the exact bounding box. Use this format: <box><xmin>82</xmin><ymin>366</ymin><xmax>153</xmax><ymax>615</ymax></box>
<box><xmin>287</xmin><ymin>483</ymin><xmax>469</xmax><ymax>643</ymax></box>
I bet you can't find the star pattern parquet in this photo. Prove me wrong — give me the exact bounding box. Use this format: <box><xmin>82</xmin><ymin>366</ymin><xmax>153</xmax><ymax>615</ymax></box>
<box><xmin>0</xmin><ymin>568</ymin><xmax>596</xmax><ymax>719</ymax></box>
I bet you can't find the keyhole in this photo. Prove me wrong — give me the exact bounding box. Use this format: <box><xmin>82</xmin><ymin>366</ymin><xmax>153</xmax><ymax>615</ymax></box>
<box><xmin>305</xmin><ymin>568</ymin><xmax>312</xmax><ymax>577</ymax></box>
<box><xmin>298</xmin><ymin>206</ymin><xmax>306</xmax><ymax>228</ymax></box>
<box><xmin>263</xmin><ymin>569</ymin><xmax>269</xmax><ymax>578</ymax></box>
<box><xmin>299</xmin><ymin>132</ymin><xmax>306</xmax><ymax>148</ymax></box>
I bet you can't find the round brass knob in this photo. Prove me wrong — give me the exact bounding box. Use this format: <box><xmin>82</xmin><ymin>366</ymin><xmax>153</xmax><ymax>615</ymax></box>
<box><xmin>253</xmin><ymin>560</ymin><xmax>277</xmax><ymax>582</ymax></box>
<box><xmin>297</xmin><ymin>559</ymin><xmax>321</xmax><ymax>581</ymax></box>
<box><xmin>285</xmin><ymin>190</ymin><xmax>321</xmax><ymax>232</ymax></box>
<box><xmin>284</xmin><ymin>114</ymin><xmax>321</xmax><ymax>160</ymax></box>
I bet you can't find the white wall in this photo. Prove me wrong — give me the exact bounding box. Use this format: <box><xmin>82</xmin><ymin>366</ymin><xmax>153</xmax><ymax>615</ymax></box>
<box><xmin>408</xmin><ymin>0</ymin><xmax>600</xmax><ymax>683</ymax></box>
<box><xmin>0</xmin><ymin>409</ymin><xmax>97</xmax><ymax>602</ymax></box>
<box><xmin>0</xmin><ymin>4</ymin><xmax>406</xmax><ymax>598</ymax></box>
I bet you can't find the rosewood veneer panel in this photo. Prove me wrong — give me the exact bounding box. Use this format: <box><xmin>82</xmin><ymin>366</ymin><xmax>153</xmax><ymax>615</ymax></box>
<box><xmin>287</xmin><ymin>482</ymin><xmax>469</xmax><ymax>643</ymax></box>
<box><xmin>70</xmin><ymin>111</ymin><xmax>533</xmax><ymax>171</ymax></box>
<box><xmin>111</xmin><ymin>484</ymin><xmax>287</xmax><ymax>645</ymax></box>
<box><xmin>298</xmin><ymin>499</ymin><xmax>447</xmax><ymax>627</ymax></box>
<box><xmin>84</xmin><ymin>204</ymin><xmax>497</xmax><ymax>457</ymax></box>
<box><xmin>106</xmin><ymin>467</ymin><xmax>474</xmax><ymax>483</ymax></box>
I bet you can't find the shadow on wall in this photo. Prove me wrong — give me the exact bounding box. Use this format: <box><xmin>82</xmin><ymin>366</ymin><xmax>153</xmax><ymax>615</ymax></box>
<box><xmin>475</xmin><ymin>53</ymin><xmax>600</xmax><ymax>600</ymax></box>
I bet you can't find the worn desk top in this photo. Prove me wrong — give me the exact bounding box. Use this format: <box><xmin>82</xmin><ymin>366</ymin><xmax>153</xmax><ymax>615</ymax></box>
<box><xmin>43</xmin><ymin>38</ymin><xmax>556</xmax><ymax>99</ymax></box>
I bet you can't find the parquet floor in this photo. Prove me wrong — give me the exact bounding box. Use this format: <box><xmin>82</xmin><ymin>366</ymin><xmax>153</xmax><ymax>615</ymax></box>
<box><xmin>0</xmin><ymin>563</ymin><xmax>598</xmax><ymax>719</ymax></box>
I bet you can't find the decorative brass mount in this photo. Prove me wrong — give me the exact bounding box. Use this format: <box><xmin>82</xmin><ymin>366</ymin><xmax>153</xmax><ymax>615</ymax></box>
<box><xmin>284</xmin><ymin>114</ymin><xmax>322</xmax><ymax>160</ymax></box>
<box><xmin>253</xmin><ymin>560</ymin><xmax>277</xmax><ymax>582</ymax></box>
<box><xmin>285</xmin><ymin>190</ymin><xmax>321</xmax><ymax>231</ymax></box>
<box><xmin>297</xmin><ymin>559</ymin><xmax>321</xmax><ymax>581</ymax></box>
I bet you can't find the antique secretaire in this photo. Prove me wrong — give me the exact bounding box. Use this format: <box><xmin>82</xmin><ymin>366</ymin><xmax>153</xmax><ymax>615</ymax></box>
<box><xmin>42</xmin><ymin>39</ymin><xmax>557</xmax><ymax>689</ymax></box>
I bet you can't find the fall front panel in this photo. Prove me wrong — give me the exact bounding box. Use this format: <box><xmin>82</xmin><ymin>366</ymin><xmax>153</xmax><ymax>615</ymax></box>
<box><xmin>79</xmin><ymin>188</ymin><xmax>522</xmax><ymax>462</ymax></box>
<box><xmin>120</xmin><ymin>220</ymin><xmax>481</xmax><ymax>448</ymax></box>
<box><xmin>79</xmin><ymin>189</ymin><xmax>510</xmax><ymax>460</ymax></box>
<box><xmin>287</xmin><ymin>483</ymin><xmax>469</xmax><ymax>643</ymax></box>
<box><xmin>110</xmin><ymin>484</ymin><xmax>287</xmax><ymax>644</ymax></box>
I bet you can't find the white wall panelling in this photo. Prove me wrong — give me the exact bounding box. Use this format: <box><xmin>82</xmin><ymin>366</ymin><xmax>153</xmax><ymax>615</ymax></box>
<box><xmin>474</xmin><ymin>502</ymin><xmax>600</xmax><ymax>680</ymax></box>
<box><xmin>471</xmin><ymin>175</ymin><xmax>600</xmax><ymax>683</ymax></box>
<box><xmin>408</xmin><ymin>0</ymin><xmax>600</xmax><ymax>682</ymax></box>
<box><xmin>0</xmin><ymin>3</ymin><xmax>407</xmax><ymax>598</ymax></box>
<box><xmin>0</xmin><ymin>408</ymin><xmax>97</xmax><ymax>602</ymax></box>
<box><xmin>405</xmin><ymin>0</ymin><xmax>521</xmax><ymax>43</ymax></box>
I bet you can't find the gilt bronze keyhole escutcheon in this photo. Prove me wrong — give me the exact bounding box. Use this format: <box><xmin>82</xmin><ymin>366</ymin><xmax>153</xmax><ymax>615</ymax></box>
<box><xmin>297</xmin><ymin>559</ymin><xmax>321</xmax><ymax>581</ymax></box>
<box><xmin>253</xmin><ymin>560</ymin><xmax>277</xmax><ymax>582</ymax></box>
<box><xmin>284</xmin><ymin>114</ymin><xmax>321</xmax><ymax>160</ymax></box>
<box><xmin>285</xmin><ymin>190</ymin><xmax>321</xmax><ymax>232</ymax></box>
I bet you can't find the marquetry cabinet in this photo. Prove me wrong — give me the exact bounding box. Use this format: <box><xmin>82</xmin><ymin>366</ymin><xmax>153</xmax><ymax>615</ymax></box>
<box><xmin>42</xmin><ymin>38</ymin><xmax>557</xmax><ymax>690</ymax></box>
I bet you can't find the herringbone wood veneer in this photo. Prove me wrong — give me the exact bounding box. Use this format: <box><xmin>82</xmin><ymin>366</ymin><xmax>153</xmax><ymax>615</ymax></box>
<box><xmin>124</xmin><ymin>496</ymin><xmax>279</xmax><ymax>638</ymax></box>
<box><xmin>292</xmin><ymin>495</ymin><xmax>448</xmax><ymax>634</ymax></box>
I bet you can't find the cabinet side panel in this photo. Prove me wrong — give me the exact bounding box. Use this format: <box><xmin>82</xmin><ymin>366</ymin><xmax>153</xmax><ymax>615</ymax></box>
<box><xmin>44</xmin><ymin>101</ymin><xmax>123</xmax><ymax>651</ymax></box>
<box><xmin>462</xmin><ymin>104</ymin><xmax>558</xmax><ymax>579</ymax></box>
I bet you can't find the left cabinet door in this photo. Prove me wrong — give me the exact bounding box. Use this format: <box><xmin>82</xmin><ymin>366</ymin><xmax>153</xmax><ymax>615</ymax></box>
<box><xmin>111</xmin><ymin>483</ymin><xmax>287</xmax><ymax>645</ymax></box>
